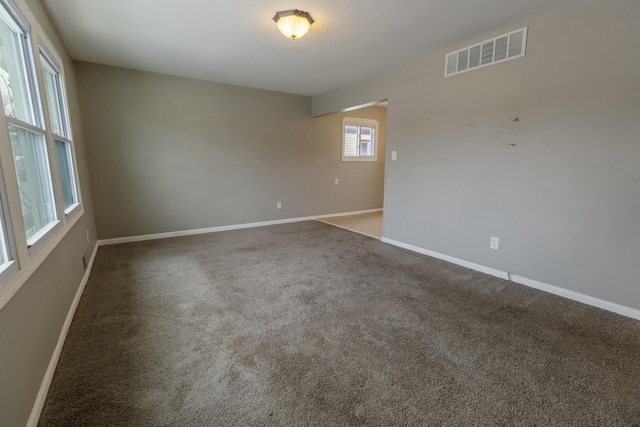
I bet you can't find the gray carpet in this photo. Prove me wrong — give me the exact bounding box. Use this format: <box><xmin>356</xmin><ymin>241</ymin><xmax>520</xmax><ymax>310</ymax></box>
<box><xmin>39</xmin><ymin>221</ymin><xmax>640</xmax><ymax>426</ymax></box>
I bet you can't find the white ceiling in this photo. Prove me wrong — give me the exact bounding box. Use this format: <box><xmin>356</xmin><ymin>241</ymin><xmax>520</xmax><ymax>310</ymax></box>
<box><xmin>41</xmin><ymin>0</ymin><xmax>579</xmax><ymax>96</ymax></box>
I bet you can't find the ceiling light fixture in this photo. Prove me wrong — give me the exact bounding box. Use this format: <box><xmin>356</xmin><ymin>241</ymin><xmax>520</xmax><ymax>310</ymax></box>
<box><xmin>272</xmin><ymin>9</ymin><xmax>314</xmax><ymax>40</ymax></box>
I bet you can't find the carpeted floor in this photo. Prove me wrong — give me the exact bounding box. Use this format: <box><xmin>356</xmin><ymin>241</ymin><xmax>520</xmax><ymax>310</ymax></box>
<box><xmin>39</xmin><ymin>221</ymin><xmax>640</xmax><ymax>426</ymax></box>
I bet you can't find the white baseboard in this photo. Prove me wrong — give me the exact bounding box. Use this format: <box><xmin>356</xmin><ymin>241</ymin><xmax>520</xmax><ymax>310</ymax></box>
<box><xmin>27</xmin><ymin>242</ymin><xmax>99</xmax><ymax>427</ymax></box>
<box><xmin>509</xmin><ymin>274</ymin><xmax>640</xmax><ymax>321</ymax></box>
<box><xmin>98</xmin><ymin>208</ymin><xmax>383</xmax><ymax>246</ymax></box>
<box><xmin>381</xmin><ymin>237</ymin><xmax>510</xmax><ymax>280</ymax></box>
<box><xmin>381</xmin><ymin>237</ymin><xmax>640</xmax><ymax>322</ymax></box>
<box><xmin>314</xmin><ymin>208</ymin><xmax>382</xmax><ymax>219</ymax></box>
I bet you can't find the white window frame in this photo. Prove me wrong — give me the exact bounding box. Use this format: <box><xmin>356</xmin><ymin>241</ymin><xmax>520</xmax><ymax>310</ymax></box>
<box><xmin>341</xmin><ymin>117</ymin><xmax>379</xmax><ymax>162</ymax></box>
<box><xmin>0</xmin><ymin>0</ymin><xmax>84</xmax><ymax>310</ymax></box>
<box><xmin>0</xmin><ymin>0</ymin><xmax>61</xmax><ymax>255</ymax></box>
<box><xmin>0</xmin><ymin>163</ymin><xmax>18</xmax><ymax>283</ymax></box>
<box><xmin>39</xmin><ymin>47</ymin><xmax>80</xmax><ymax>217</ymax></box>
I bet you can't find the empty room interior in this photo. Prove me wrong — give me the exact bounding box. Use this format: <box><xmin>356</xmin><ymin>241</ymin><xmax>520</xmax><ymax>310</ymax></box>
<box><xmin>0</xmin><ymin>0</ymin><xmax>639</xmax><ymax>425</ymax></box>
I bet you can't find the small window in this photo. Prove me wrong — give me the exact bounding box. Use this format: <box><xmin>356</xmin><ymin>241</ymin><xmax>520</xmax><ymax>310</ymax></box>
<box><xmin>40</xmin><ymin>52</ymin><xmax>68</xmax><ymax>138</ymax></box>
<box><xmin>0</xmin><ymin>6</ymin><xmax>59</xmax><ymax>247</ymax></box>
<box><xmin>9</xmin><ymin>124</ymin><xmax>57</xmax><ymax>243</ymax></box>
<box><xmin>0</xmin><ymin>5</ymin><xmax>38</xmax><ymax>125</ymax></box>
<box><xmin>54</xmin><ymin>139</ymin><xmax>77</xmax><ymax>210</ymax></box>
<box><xmin>41</xmin><ymin>49</ymin><xmax>78</xmax><ymax>214</ymax></box>
<box><xmin>342</xmin><ymin>117</ymin><xmax>378</xmax><ymax>162</ymax></box>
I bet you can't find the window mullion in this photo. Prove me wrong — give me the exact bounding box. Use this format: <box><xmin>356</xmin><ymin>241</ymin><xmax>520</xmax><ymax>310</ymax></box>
<box><xmin>4</xmin><ymin>116</ymin><xmax>45</xmax><ymax>134</ymax></box>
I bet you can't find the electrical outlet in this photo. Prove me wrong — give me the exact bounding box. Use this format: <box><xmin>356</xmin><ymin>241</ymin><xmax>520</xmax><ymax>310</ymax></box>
<box><xmin>490</xmin><ymin>237</ymin><xmax>500</xmax><ymax>250</ymax></box>
<box><xmin>391</xmin><ymin>151</ymin><xmax>397</xmax><ymax>161</ymax></box>
<box><xmin>277</xmin><ymin>202</ymin><xmax>282</xmax><ymax>209</ymax></box>
<box><xmin>335</xmin><ymin>178</ymin><xmax>339</xmax><ymax>185</ymax></box>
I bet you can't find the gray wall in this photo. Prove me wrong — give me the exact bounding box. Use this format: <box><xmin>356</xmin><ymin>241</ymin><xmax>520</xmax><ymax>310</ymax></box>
<box><xmin>0</xmin><ymin>0</ymin><xmax>97</xmax><ymax>425</ymax></box>
<box><xmin>75</xmin><ymin>62</ymin><xmax>387</xmax><ymax>240</ymax></box>
<box><xmin>314</xmin><ymin>0</ymin><xmax>640</xmax><ymax>311</ymax></box>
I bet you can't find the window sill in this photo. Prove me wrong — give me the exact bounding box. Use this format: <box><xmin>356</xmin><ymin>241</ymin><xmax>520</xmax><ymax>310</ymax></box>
<box><xmin>27</xmin><ymin>220</ymin><xmax>62</xmax><ymax>257</ymax></box>
<box><xmin>0</xmin><ymin>260</ymin><xmax>18</xmax><ymax>285</ymax></box>
<box><xmin>342</xmin><ymin>156</ymin><xmax>378</xmax><ymax>162</ymax></box>
<box><xmin>64</xmin><ymin>202</ymin><xmax>81</xmax><ymax>217</ymax></box>
<box><xmin>0</xmin><ymin>208</ymin><xmax>84</xmax><ymax>310</ymax></box>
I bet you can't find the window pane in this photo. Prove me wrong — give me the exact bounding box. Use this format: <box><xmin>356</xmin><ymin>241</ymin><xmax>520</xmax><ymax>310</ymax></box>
<box><xmin>0</xmin><ymin>10</ymin><xmax>34</xmax><ymax>124</ymax></box>
<box><xmin>41</xmin><ymin>55</ymin><xmax>65</xmax><ymax>137</ymax></box>
<box><xmin>9</xmin><ymin>124</ymin><xmax>56</xmax><ymax>241</ymax></box>
<box><xmin>54</xmin><ymin>139</ymin><xmax>76</xmax><ymax>210</ymax></box>
<box><xmin>359</xmin><ymin>126</ymin><xmax>375</xmax><ymax>156</ymax></box>
<box><xmin>344</xmin><ymin>125</ymin><xmax>359</xmax><ymax>157</ymax></box>
<box><xmin>0</xmin><ymin>210</ymin><xmax>9</xmax><ymax>264</ymax></box>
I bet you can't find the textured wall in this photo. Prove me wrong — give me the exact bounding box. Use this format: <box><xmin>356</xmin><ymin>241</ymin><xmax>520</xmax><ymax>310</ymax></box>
<box><xmin>313</xmin><ymin>0</ymin><xmax>640</xmax><ymax>311</ymax></box>
<box><xmin>0</xmin><ymin>0</ymin><xmax>98</xmax><ymax>425</ymax></box>
<box><xmin>75</xmin><ymin>62</ymin><xmax>387</xmax><ymax>239</ymax></box>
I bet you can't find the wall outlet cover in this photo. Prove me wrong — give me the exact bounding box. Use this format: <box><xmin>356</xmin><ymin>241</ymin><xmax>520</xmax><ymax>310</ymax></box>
<box><xmin>490</xmin><ymin>237</ymin><xmax>500</xmax><ymax>250</ymax></box>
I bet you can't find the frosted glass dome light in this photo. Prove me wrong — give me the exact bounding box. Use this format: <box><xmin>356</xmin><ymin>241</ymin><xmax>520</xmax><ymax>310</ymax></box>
<box><xmin>273</xmin><ymin>9</ymin><xmax>314</xmax><ymax>40</ymax></box>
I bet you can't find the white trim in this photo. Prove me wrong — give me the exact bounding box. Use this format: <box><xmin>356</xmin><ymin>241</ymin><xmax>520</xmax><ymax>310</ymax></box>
<box><xmin>509</xmin><ymin>274</ymin><xmax>640</xmax><ymax>321</ymax></box>
<box><xmin>4</xmin><ymin>116</ymin><xmax>46</xmax><ymax>135</ymax></box>
<box><xmin>381</xmin><ymin>237</ymin><xmax>640</xmax><ymax>321</ymax></box>
<box><xmin>26</xmin><ymin>220</ymin><xmax>61</xmax><ymax>252</ymax></box>
<box><xmin>98</xmin><ymin>208</ymin><xmax>384</xmax><ymax>246</ymax></box>
<box><xmin>26</xmin><ymin>241</ymin><xmax>98</xmax><ymax>427</ymax></box>
<box><xmin>381</xmin><ymin>237</ymin><xmax>509</xmax><ymax>280</ymax></box>
<box><xmin>315</xmin><ymin>208</ymin><xmax>382</xmax><ymax>219</ymax></box>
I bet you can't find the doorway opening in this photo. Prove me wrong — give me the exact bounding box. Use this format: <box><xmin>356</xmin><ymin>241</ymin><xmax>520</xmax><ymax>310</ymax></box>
<box><xmin>318</xmin><ymin>100</ymin><xmax>387</xmax><ymax>239</ymax></box>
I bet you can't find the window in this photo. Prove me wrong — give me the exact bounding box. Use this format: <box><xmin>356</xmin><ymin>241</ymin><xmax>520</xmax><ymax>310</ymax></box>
<box><xmin>342</xmin><ymin>117</ymin><xmax>378</xmax><ymax>161</ymax></box>
<box><xmin>9</xmin><ymin>124</ymin><xmax>56</xmax><ymax>242</ymax></box>
<box><xmin>54</xmin><ymin>138</ymin><xmax>77</xmax><ymax>210</ymax></box>
<box><xmin>41</xmin><ymin>50</ymin><xmax>78</xmax><ymax>212</ymax></box>
<box><xmin>0</xmin><ymin>4</ymin><xmax>61</xmax><ymax>248</ymax></box>
<box><xmin>40</xmin><ymin>52</ymin><xmax>67</xmax><ymax>137</ymax></box>
<box><xmin>0</xmin><ymin>0</ymin><xmax>83</xmax><ymax>304</ymax></box>
<box><xmin>0</xmin><ymin>7</ymin><xmax>36</xmax><ymax>124</ymax></box>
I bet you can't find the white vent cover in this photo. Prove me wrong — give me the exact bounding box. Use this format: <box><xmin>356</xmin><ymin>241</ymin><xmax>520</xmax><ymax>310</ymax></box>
<box><xmin>445</xmin><ymin>27</ymin><xmax>528</xmax><ymax>77</ymax></box>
